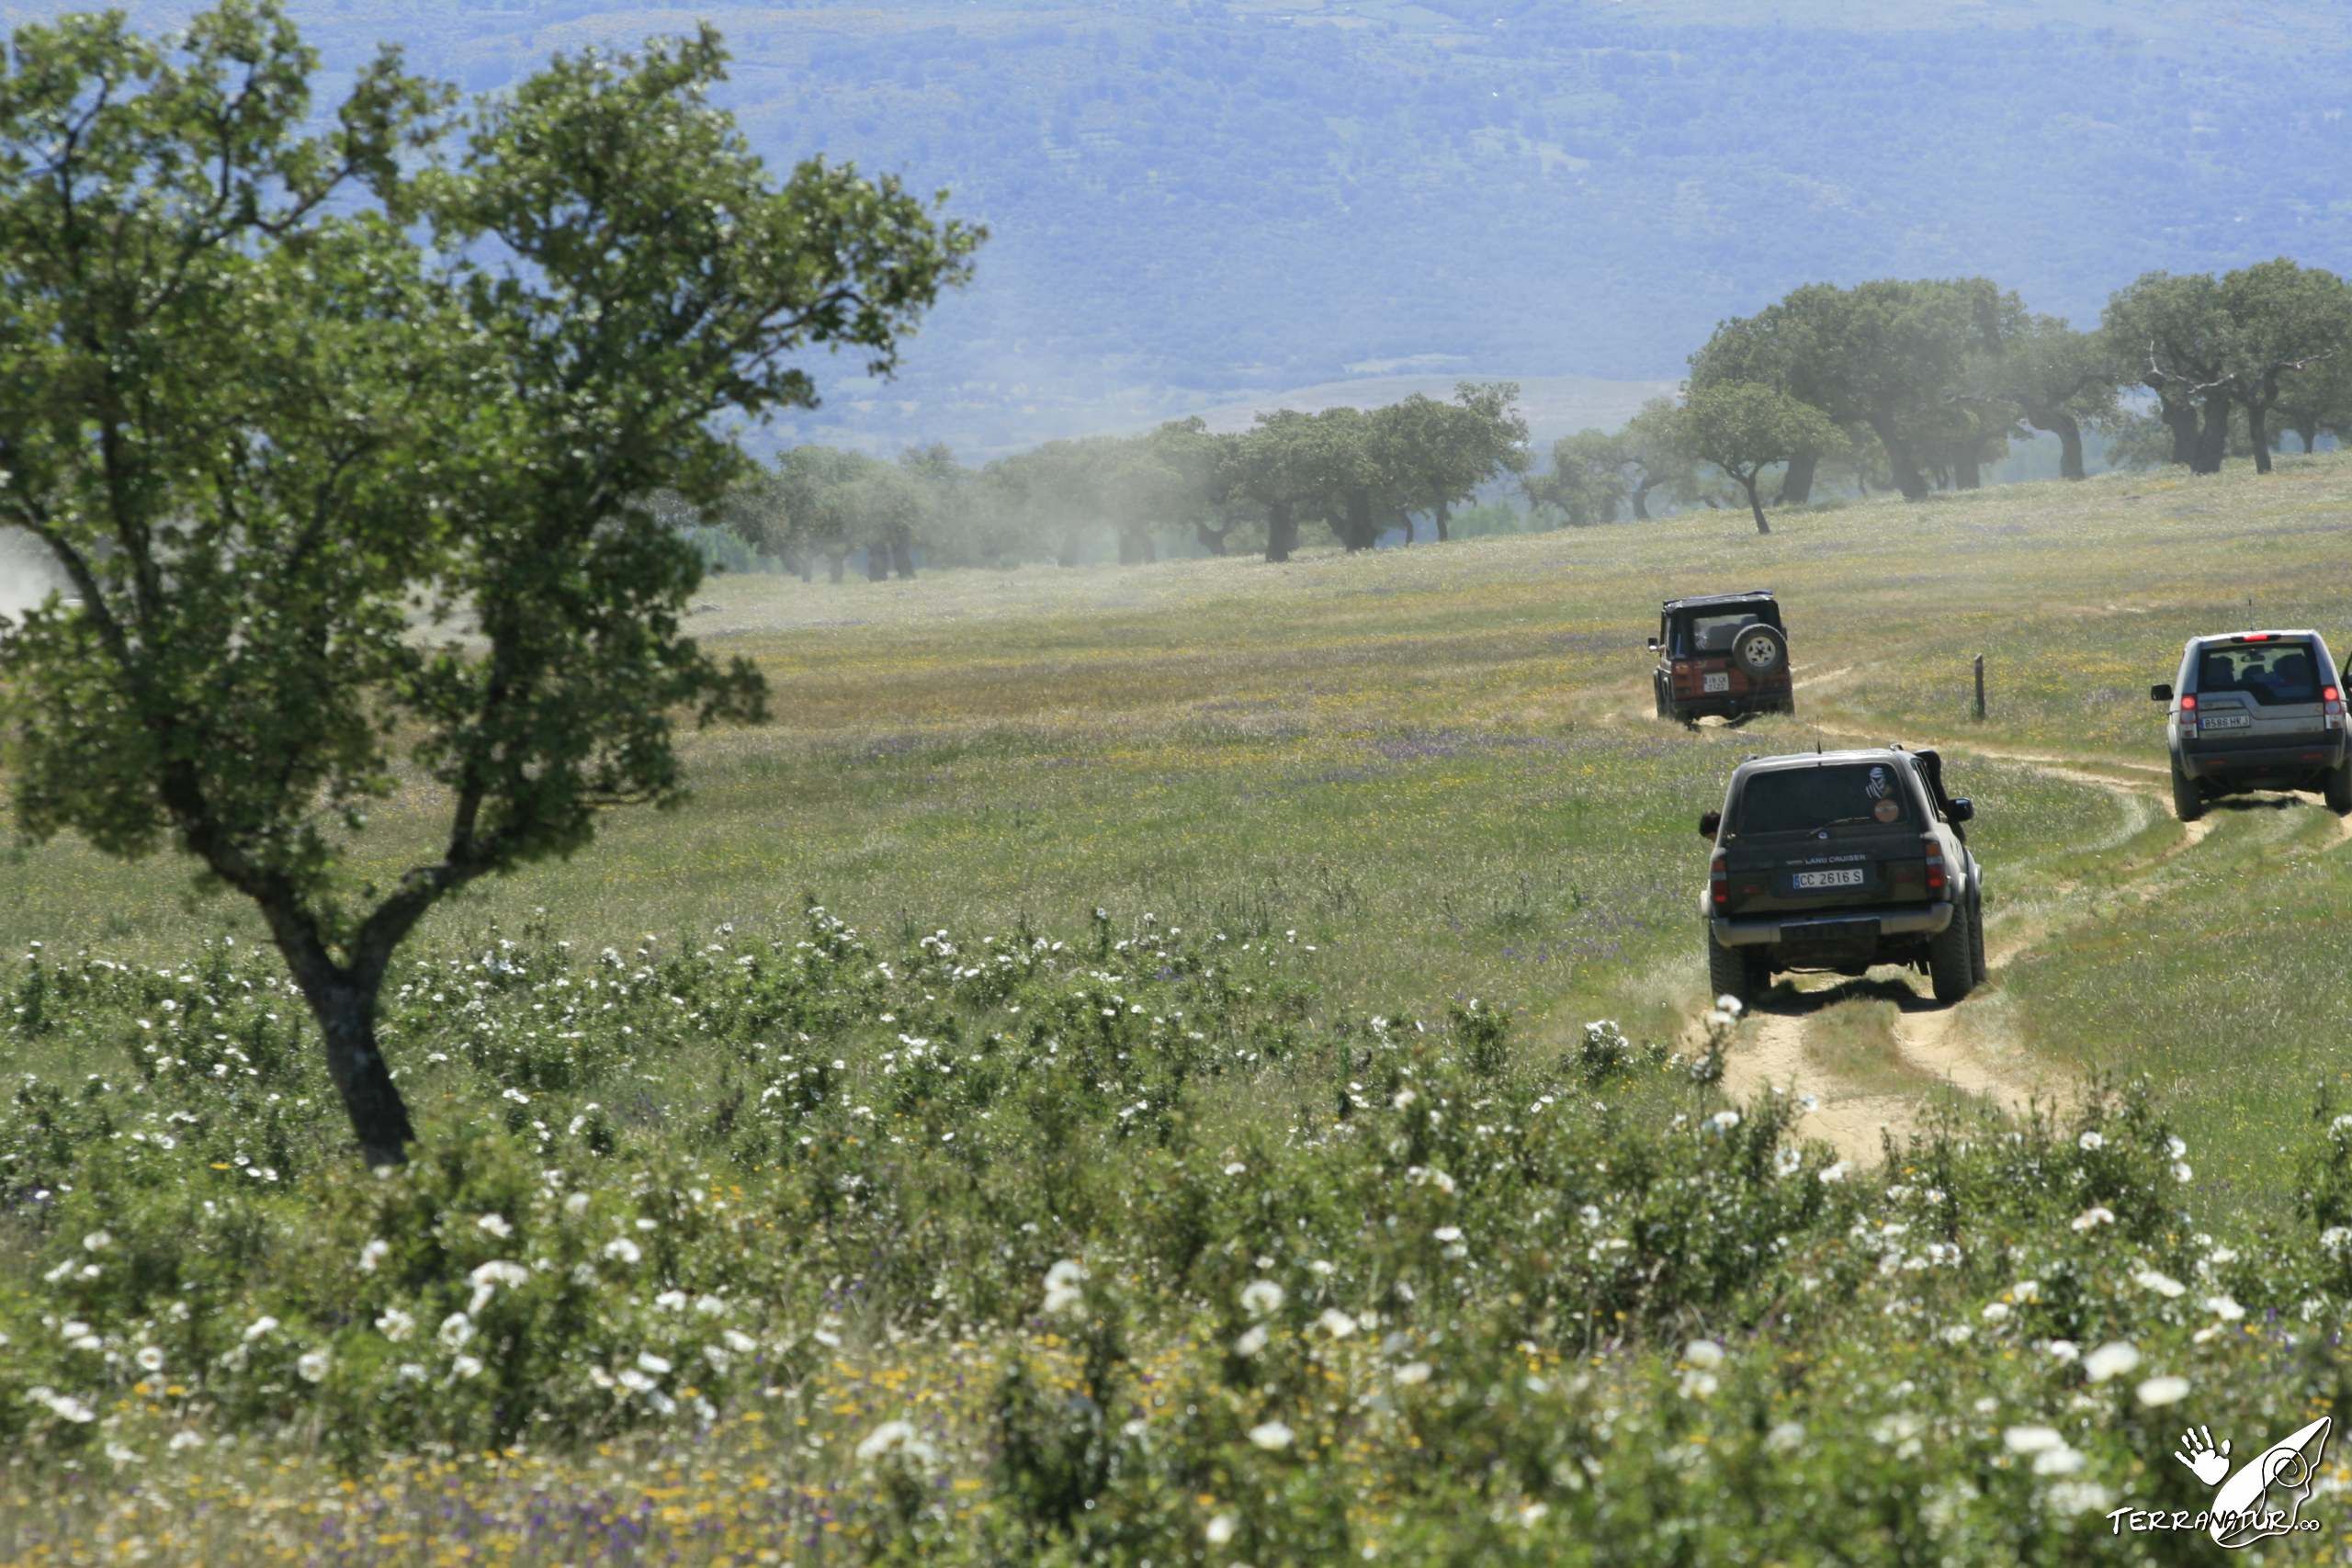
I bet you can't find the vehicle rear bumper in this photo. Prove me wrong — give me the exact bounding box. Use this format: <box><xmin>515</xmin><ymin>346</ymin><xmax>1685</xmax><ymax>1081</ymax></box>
<box><xmin>1711</xmin><ymin>902</ymin><xmax>1953</xmax><ymax>947</ymax></box>
<box><xmin>2178</xmin><ymin>737</ymin><xmax>2346</xmax><ymax>782</ymax></box>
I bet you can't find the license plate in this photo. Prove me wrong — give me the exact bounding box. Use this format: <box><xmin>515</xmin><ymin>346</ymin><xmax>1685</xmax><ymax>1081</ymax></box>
<box><xmin>1702</xmin><ymin>672</ymin><xmax>1731</xmax><ymax>694</ymax></box>
<box><xmin>2200</xmin><ymin>713</ymin><xmax>2252</xmax><ymax>731</ymax></box>
<box><xmin>1792</xmin><ymin>868</ymin><xmax>1865</xmax><ymax>889</ymax></box>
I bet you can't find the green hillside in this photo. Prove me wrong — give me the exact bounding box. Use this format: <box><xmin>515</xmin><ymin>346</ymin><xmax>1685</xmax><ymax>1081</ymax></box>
<box><xmin>40</xmin><ymin>0</ymin><xmax>2352</xmax><ymax>456</ymax></box>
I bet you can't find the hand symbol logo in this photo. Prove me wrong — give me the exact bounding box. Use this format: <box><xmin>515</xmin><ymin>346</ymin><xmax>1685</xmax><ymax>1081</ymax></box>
<box><xmin>2175</xmin><ymin>1426</ymin><xmax>2233</xmax><ymax>1487</ymax></box>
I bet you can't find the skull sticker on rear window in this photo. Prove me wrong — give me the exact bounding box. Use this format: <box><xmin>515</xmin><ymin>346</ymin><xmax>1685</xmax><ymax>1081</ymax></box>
<box><xmin>1865</xmin><ymin>766</ymin><xmax>1892</xmax><ymax>799</ymax></box>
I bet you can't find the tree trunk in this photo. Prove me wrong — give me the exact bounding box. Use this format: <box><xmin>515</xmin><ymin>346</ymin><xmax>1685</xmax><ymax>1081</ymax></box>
<box><xmin>1775</xmin><ymin>451</ymin><xmax>1817</xmax><ymax>505</ymax></box>
<box><xmin>1630</xmin><ymin>478</ymin><xmax>1654</xmax><ymax>521</ymax></box>
<box><xmin>2294</xmin><ymin>424</ymin><xmax>2318</xmax><ymax>453</ymax></box>
<box><xmin>1953</xmin><ymin>446</ymin><xmax>1982</xmax><ymax>491</ymax></box>
<box><xmin>827</xmin><ymin>553</ymin><xmax>846</xmax><ymax>583</ymax></box>
<box><xmin>1742</xmin><ymin>475</ymin><xmax>1770</xmax><ymax>535</ymax></box>
<box><xmin>1867</xmin><ymin>409</ymin><xmax>1929</xmax><ymax>501</ymax></box>
<box><xmin>2158</xmin><ymin>393</ymin><xmax>2200</xmax><ymax>465</ymax></box>
<box><xmin>797</xmin><ymin>552</ymin><xmax>814</xmax><ymax>583</ymax></box>
<box><xmin>1396</xmin><ymin>513</ymin><xmax>1412</xmax><ymax>546</ymax></box>
<box><xmin>1194</xmin><ymin>521</ymin><xmax>1229</xmax><ymax>556</ymax></box>
<box><xmin>889</xmin><ymin>534</ymin><xmax>917</xmax><ymax>579</ymax></box>
<box><xmin>1337</xmin><ymin>489</ymin><xmax>1377</xmax><ymax>552</ymax></box>
<box><xmin>2246</xmin><ymin>400</ymin><xmax>2274</xmax><ymax>475</ymax></box>
<box><xmin>2040</xmin><ymin>411</ymin><xmax>2086</xmax><ymax>480</ymax></box>
<box><xmin>2191</xmin><ymin>396</ymin><xmax>2230</xmax><ymax>475</ymax></box>
<box><xmin>1433</xmin><ymin>498</ymin><xmax>1451</xmax><ymax>542</ymax></box>
<box><xmin>280</xmin><ymin>950</ymin><xmax>414</xmax><ymax>1168</ymax></box>
<box><xmin>865</xmin><ymin>547</ymin><xmax>888</xmax><ymax>581</ymax></box>
<box><xmin>1264</xmin><ymin>501</ymin><xmax>1297</xmax><ymax>563</ymax></box>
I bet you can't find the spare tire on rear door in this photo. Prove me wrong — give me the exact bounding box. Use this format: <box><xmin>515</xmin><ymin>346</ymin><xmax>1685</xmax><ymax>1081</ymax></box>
<box><xmin>1733</xmin><ymin>623</ymin><xmax>1788</xmax><ymax>678</ymax></box>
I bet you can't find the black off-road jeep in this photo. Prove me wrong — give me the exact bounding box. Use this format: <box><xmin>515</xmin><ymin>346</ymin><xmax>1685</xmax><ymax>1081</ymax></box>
<box><xmin>1699</xmin><ymin>745</ymin><xmax>1984</xmax><ymax>1007</ymax></box>
<box><xmin>1650</xmin><ymin>590</ymin><xmax>1795</xmax><ymax>724</ymax></box>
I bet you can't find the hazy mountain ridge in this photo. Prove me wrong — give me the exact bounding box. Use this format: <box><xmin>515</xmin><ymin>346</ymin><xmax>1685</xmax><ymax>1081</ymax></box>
<box><xmin>37</xmin><ymin>0</ymin><xmax>2352</xmax><ymax>457</ymax></box>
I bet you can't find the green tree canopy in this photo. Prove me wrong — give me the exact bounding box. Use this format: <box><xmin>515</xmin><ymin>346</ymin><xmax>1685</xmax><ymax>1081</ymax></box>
<box><xmin>2215</xmin><ymin>258</ymin><xmax>2352</xmax><ymax>473</ymax></box>
<box><xmin>1373</xmin><ymin>382</ymin><xmax>1529</xmax><ymax>542</ymax></box>
<box><xmin>0</xmin><ymin>2</ymin><xmax>978</xmax><ymax>1164</ymax></box>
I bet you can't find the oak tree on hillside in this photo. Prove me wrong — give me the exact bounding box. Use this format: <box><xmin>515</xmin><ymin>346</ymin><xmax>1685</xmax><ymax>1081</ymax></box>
<box><xmin>1975</xmin><ymin>312</ymin><xmax>2122</xmax><ymax>481</ymax></box>
<box><xmin>1670</xmin><ymin>384</ymin><xmax>1840</xmax><ymax>535</ymax></box>
<box><xmin>2215</xmin><ymin>258</ymin><xmax>2352</xmax><ymax>474</ymax></box>
<box><xmin>2102</xmin><ymin>271</ymin><xmax>2234</xmax><ymax>473</ymax></box>
<box><xmin>1374</xmin><ymin>383</ymin><xmax>1529</xmax><ymax>542</ymax></box>
<box><xmin>0</xmin><ymin>3</ymin><xmax>978</xmax><ymax>1165</ymax></box>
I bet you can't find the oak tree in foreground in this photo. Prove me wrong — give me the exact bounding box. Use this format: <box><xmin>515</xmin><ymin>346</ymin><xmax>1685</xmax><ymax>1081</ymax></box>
<box><xmin>0</xmin><ymin>2</ymin><xmax>978</xmax><ymax>1164</ymax></box>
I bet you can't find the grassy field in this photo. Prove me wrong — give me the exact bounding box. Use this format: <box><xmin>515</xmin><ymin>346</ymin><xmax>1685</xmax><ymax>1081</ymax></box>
<box><xmin>6</xmin><ymin>456</ymin><xmax>2352</xmax><ymax>1562</ymax></box>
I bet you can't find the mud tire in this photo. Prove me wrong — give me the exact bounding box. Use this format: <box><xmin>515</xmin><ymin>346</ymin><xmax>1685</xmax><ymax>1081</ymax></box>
<box><xmin>1928</xmin><ymin>900</ymin><xmax>1976</xmax><ymax>1005</ymax></box>
<box><xmin>1705</xmin><ymin>932</ymin><xmax>1769</xmax><ymax>1007</ymax></box>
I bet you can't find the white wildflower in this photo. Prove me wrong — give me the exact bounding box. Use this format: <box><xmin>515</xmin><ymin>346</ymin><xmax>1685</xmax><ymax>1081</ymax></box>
<box><xmin>1043</xmin><ymin>1259</ymin><xmax>1088</xmax><ymax>1316</ymax></box>
<box><xmin>2004</xmin><ymin>1426</ymin><xmax>2064</xmax><ymax>1455</ymax></box>
<box><xmin>2082</xmin><ymin>1342</ymin><xmax>2140</xmax><ymax>1383</ymax></box>
<box><xmin>1240</xmin><ymin>1280</ymin><xmax>1285</xmax><ymax>1318</ymax></box>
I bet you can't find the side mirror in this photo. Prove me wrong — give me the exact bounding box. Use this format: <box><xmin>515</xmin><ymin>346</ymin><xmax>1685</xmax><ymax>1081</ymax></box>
<box><xmin>1946</xmin><ymin>798</ymin><xmax>1973</xmax><ymax>824</ymax></box>
<box><xmin>2150</xmin><ymin>683</ymin><xmax>2173</xmax><ymax>703</ymax></box>
<box><xmin>1698</xmin><ymin>809</ymin><xmax>1722</xmax><ymax>839</ymax></box>
<box><xmin>1645</xmin><ymin>637</ymin><xmax>1659</xmax><ymax>651</ymax></box>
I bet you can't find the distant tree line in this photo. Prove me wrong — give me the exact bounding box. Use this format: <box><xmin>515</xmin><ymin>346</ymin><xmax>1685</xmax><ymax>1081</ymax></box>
<box><xmin>1660</xmin><ymin>261</ymin><xmax>2352</xmax><ymax>533</ymax></box>
<box><xmin>699</xmin><ymin>383</ymin><xmax>1531</xmax><ymax>576</ymax></box>
<box><xmin>699</xmin><ymin>257</ymin><xmax>2352</xmax><ymax>571</ymax></box>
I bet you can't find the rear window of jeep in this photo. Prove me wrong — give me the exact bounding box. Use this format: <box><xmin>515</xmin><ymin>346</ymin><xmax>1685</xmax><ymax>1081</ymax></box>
<box><xmin>1736</xmin><ymin>763</ymin><xmax>1917</xmax><ymax>835</ymax></box>
<box><xmin>1679</xmin><ymin>612</ymin><xmax>1767</xmax><ymax>655</ymax></box>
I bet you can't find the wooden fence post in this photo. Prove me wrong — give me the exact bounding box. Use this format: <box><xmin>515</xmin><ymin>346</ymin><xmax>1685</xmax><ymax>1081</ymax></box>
<box><xmin>1973</xmin><ymin>654</ymin><xmax>1986</xmax><ymax>722</ymax></box>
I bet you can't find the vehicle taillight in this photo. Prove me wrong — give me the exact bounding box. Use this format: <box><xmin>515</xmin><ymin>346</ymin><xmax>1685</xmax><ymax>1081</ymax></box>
<box><xmin>2179</xmin><ymin>694</ymin><xmax>2198</xmax><ymax>711</ymax></box>
<box><xmin>2242</xmin><ymin>632</ymin><xmax>2272</xmax><ymax>642</ymax></box>
<box><xmin>2327</xmin><ymin>686</ymin><xmax>2346</xmax><ymax>729</ymax></box>
<box><xmin>1922</xmin><ymin>834</ymin><xmax>1947</xmax><ymax>896</ymax></box>
<box><xmin>1710</xmin><ymin>851</ymin><xmax>1728</xmax><ymax>908</ymax></box>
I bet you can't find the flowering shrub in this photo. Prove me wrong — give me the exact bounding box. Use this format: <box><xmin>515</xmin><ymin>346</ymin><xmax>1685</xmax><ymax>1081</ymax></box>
<box><xmin>1</xmin><ymin>906</ymin><xmax>2348</xmax><ymax>1561</ymax></box>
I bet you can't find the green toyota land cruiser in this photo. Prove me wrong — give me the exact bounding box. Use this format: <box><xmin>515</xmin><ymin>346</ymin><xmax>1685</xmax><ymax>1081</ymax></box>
<box><xmin>1699</xmin><ymin>746</ymin><xmax>1984</xmax><ymax>1008</ymax></box>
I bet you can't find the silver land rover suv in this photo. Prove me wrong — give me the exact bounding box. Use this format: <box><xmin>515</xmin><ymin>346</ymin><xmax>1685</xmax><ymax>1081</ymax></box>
<box><xmin>2152</xmin><ymin>630</ymin><xmax>2352</xmax><ymax>822</ymax></box>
